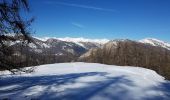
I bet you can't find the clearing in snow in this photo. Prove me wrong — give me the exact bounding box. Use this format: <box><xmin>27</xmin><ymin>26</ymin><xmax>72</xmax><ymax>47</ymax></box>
<box><xmin>0</xmin><ymin>62</ymin><xmax>170</xmax><ymax>100</ymax></box>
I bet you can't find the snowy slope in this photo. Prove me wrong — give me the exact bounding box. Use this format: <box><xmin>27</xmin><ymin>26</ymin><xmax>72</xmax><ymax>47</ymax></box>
<box><xmin>57</xmin><ymin>37</ymin><xmax>109</xmax><ymax>45</ymax></box>
<box><xmin>139</xmin><ymin>38</ymin><xmax>170</xmax><ymax>50</ymax></box>
<box><xmin>36</xmin><ymin>37</ymin><xmax>109</xmax><ymax>48</ymax></box>
<box><xmin>37</xmin><ymin>37</ymin><xmax>109</xmax><ymax>44</ymax></box>
<box><xmin>0</xmin><ymin>62</ymin><xmax>170</xmax><ymax>100</ymax></box>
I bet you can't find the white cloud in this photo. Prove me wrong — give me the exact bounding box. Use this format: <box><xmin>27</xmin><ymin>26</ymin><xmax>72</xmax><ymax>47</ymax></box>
<box><xmin>46</xmin><ymin>1</ymin><xmax>116</xmax><ymax>12</ymax></box>
<box><xmin>71</xmin><ymin>22</ymin><xmax>84</xmax><ymax>28</ymax></box>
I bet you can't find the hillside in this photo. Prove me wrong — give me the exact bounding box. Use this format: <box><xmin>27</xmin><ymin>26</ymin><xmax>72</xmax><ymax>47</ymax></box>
<box><xmin>0</xmin><ymin>62</ymin><xmax>170</xmax><ymax>100</ymax></box>
<box><xmin>0</xmin><ymin>35</ymin><xmax>106</xmax><ymax>68</ymax></box>
<box><xmin>1</xmin><ymin>35</ymin><xmax>170</xmax><ymax>80</ymax></box>
<box><xmin>140</xmin><ymin>38</ymin><xmax>170</xmax><ymax>50</ymax></box>
<box><xmin>79</xmin><ymin>40</ymin><xmax>170</xmax><ymax>80</ymax></box>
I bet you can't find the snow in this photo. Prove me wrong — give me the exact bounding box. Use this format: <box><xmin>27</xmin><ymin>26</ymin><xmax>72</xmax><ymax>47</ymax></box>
<box><xmin>41</xmin><ymin>43</ymin><xmax>51</xmax><ymax>48</ymax></box>
<box><xmin>139</xmin><ymin>38</ymin><xmax>170</xmax><ymax>50</ymax></box>
<box><xmin>57</xmin><ymin>37</ymin><xmax>109</xmax><ymax>44</ymax></box>
<box><xmin>34</xmin><ymin>49</ymin><xmax>43</xmax><ymax>53</ymax></box>
<box><xmin>34</xmin><ymin>37</ymin><xmax>109</xmax><ymax>48</ymax></box>
<box><xmin>33</xmin><ymin>37</ymin><xmax>51</xmax><ymax>42</ymax></box>
<box><xmin>28</xmin><ymin>43</ymin><xmax>37</xmax><ymax>48</ymax></box>
<box><xmin>0</xmin><ymin>62</ymin><xmax>170</xmax><ymax>100</ymax></box>
<box><xmin>55</xmin><ymin>53</ymin><xmax>64</xmax><ymax>56</ymax></box>
<box><xmin>35</xmin><ymin>37</ymin><xmax>109</xmax><ymax>44</ymax></box>
<box><xmin>33</xmin><ymin>37</ymin><xmax>170</xmax><ymax>51</ymax></box>
<box><xmin>140</xmin><ymin>38</ymin><xmax>157</xmax><ymax>46</ymax></box>
<box><xmin>2</xmin><ymin>40</ymin><xmax>20</xmax><ymax>46</ymax></box>
<box><xmin>3</xmin><ymin>33</ymin><xmax>17</xmax><ymax>37</ymax></box>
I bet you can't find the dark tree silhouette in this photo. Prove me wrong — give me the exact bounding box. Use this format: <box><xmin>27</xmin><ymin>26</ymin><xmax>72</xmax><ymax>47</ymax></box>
<box><xmin>0</xmin><ymin>0</ymin><xmax>34</xmax><ymax>73</ymax></box>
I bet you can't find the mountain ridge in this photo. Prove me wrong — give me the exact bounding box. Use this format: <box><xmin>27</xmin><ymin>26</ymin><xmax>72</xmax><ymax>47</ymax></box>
<box><xmin>1</xmin><ymin>35</ymin><xmax>170</xmax><ymax>79</ymax></box>
<box><xmin>34</xmin><ymin>37</ymin><xmax>170</xmax><ymax>50</ymax></box>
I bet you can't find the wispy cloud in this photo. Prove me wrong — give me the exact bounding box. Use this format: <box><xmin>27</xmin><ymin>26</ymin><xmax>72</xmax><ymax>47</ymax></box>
<box><xmin>46</xmin><ymin>1</ymin><xmax>116</xmax><ymax>12</ymax></box>
<box><xmin>71</xmin><ymin>22</ymin><xmax>84</xmax><ymax>28</ymax></box>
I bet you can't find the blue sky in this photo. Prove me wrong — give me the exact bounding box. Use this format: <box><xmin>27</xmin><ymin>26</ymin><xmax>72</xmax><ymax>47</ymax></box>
<box><xmin>29</xmin><ymin>0</ymin><xmax>170</xmax><ymax>42</ymax></box>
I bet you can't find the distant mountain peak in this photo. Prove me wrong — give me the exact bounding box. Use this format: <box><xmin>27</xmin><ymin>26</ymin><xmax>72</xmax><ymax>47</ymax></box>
<box><xmin>34</xmin><ymin>37</ymin><xmax>109</xmax><ymax>44</ymax></box>
<box><xmin>139</xmin><ymin>38</ymin><xmax>170</xmax><ymax>50</ymax></box>
<box><xmin>57</xmin><ymin>37</ymin><xmax>109</xmax><ymax>44</ymax></box>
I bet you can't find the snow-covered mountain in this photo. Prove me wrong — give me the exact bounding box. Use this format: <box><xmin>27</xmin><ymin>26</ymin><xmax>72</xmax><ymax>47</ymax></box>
<box><xmin>37</xmin><ymin>37</ymin><xmax>109</xmax><ymax>44</ymax></box>
<box><xmin>2</xmin><ymin>35</ymin><xmax>170</xmax><ymax>65</ymax></box>
<box><xmin>35</xmin><ymin>37</ymin><xmax>109</xmax><ymax>49</ymax></box>
<box><xmin>1</xmin><ymin>36</ymin><xmax>110</xmax><ymax>65</ymax></box>
<box><xmin>4</xmin><ymin>35</ymin><xmax>170</xmax><ymax>52</ymax></box>
<box><xmin>57</xmin><ymin>37</ymin><xmax>109</xmax><ymax>45</ymax></box>
<box><xmin>139</xmin><ymin>38</ymin><xmax>170</xmax><ymax>50</ymax></box>
<box><xmin>100</xmin><ymin>38</ymin><xmax>170</xmax><ymax>51</ymax></box>
<box><xmin>4</xmin><ymin>36</ymin><xmax>106</xmax><ymax>55</ymax></box>
<box><xmin>26</xmin><ymin>37</ymin><xmax>109</xmax><ymax>55</ymax></box>
<box><xmin>32</xmin><ymin>37</ymin><xmax>108</xmax><ymax>55</ymax></box>
<box><xmin>0</xmin><ymin>62</ymin><xmax>169</xmax><ymax>100</ymax></box>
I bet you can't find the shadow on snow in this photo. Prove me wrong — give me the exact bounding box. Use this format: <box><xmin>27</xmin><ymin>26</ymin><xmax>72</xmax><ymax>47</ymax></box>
<box><xmin>0</xmin><ymin>72</ymin><xmax>170</xmax><ymax>100</ymax></box>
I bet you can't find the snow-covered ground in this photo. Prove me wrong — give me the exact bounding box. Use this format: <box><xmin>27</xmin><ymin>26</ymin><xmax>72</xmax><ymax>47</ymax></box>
<box><xmin>0</xmin><ymin>62</ymin><xmax>170</xmax><ymax>100</ymax></box>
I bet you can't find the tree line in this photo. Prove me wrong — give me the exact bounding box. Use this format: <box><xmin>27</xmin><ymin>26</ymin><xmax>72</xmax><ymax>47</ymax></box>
<box><xmin>80</xmin><ymin>40</ymin><xmax>170</xmax><ymax>80</ymax></box>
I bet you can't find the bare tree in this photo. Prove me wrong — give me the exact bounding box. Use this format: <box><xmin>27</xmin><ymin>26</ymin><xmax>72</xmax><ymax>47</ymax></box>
<box><xmin>0</xmin><ymin>0</ymin><xmax>34</xmax><ymax>73</ymax></box>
